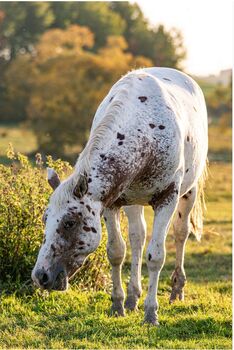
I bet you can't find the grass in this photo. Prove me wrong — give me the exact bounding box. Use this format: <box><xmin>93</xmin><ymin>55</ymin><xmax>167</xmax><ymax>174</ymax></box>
<box><xmin>0</xmin><ymin>123</ymin><xmax>232</xmax><ymax>348</ymax></box>
<box><xmin>0</xmin><ymin>164</ymin><xmax>232</xmax><ymax>348</ymax></box>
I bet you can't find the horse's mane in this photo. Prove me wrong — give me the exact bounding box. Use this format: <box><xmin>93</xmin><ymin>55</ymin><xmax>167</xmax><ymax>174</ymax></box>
<box><xmin>75</xmin><ymin>73</ymin><xmax>135</xmax><ymax>176</ymax></box>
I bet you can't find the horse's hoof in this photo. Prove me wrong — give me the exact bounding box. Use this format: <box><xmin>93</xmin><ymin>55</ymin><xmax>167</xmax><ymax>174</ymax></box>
<box><xmin>144</xmin><ymin>307</ymin><xmax>159</xmax><ymax>326</ymax></box>
<box><xmin>170</xmin><ymin>268</ymin><xmax>186</xmax><ymax>303</ymax></box>
<box><xmin>143</xmin><ymin>317</ymin><xmax>159</xmax><ymax>326</ymax></box>
<box><xmin>169</xmin><ymin>287</ymin><xmax>185</xmax><ymax>303</ymax></box>
<box><xmin>125</xmin><ymin>295</ymin><xmax>138</xmax><ymax>311</ymax></box>
<box><xmin>110</xmin><ymin>300</ymin><xmax>125</xmax><ymax>317</ymax></box>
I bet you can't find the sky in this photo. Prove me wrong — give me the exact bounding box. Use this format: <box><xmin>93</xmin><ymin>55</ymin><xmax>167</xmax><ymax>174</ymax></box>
<box><xmin>133</xmin><ymin>0</ymin><xmax>232</xmax><ymax>76</ymax></box>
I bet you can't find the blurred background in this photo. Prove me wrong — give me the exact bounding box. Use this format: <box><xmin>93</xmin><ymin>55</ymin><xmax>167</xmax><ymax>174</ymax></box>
<box><xmin>0</xmin><ymin>1</ymin><xmax>231</xmax><ymax>163</ymax></box>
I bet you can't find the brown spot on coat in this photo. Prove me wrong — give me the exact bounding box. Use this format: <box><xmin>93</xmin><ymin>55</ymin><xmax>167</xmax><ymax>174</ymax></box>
<box><xmin>117</xmin><ymin>132</ymin><xmax>125</xmax><ymax>140</ymax></box>
<box><xmin>187</xmin><ymin>136</ymin><xmax>190</xmax><ymax>142</ymax></box>
<box><xmin>100</xmin><ymin>154</ymin><xmax>106</xmax><ymax>160</ymax></box>
<box><xmin>179</xmin><ymin>212</ymin><xmax>182</xmax><ymax>218</ymax></box>
<box><xmin>91</xmin><ymin>227</ymin><xmax>97</xmax><ymax>233</ymax></box>
<box><xmin>86</xmin><ymin>205</ymin><xmax>91</xmax><ymax>212</ymax></box>
<box><xmin>138</xmin><ymin>96</ymin><xmax>147</xmax><ymax>102</ymax></box>
<box><xmin>149</xmin><ymin>123</ymin><xmax>155</xmax><ymax>129</ymax></box>
<box><xmin>159</xmin><ymin>125</ymin><xmax>165</xmax><ymax>130</ymax></box>
<box><xmin>186</xmin><ymin>168</ymin><xmax>189</xmax><ymax>173</ymax></box>
<box><xmin>118</xmin><ymin>141</ymin><xmax>123</xmax><ymax>146</ymax></box>
<box><xmin>51</xmin><ymin>244</ymin><xmax>56</xmax><ymax>252</ymax></box>
<box><xmin>83</xmin><ymin>226</ymin><xmax>91</xmax><ymax>232</ymax></box>
<box><xmin>148</xmin><ymin>253</ymin><xmax>152</xmax><ymax>261</ymax></box>
<box><xmin>163</xmin><ymin>77</ymin><xmax>171</xmax><ymax>81</ymax></box>
<box><xmin>88</xmin><ymin>178</ymin><xmax>92</xmax><ymax>183</ymax></box>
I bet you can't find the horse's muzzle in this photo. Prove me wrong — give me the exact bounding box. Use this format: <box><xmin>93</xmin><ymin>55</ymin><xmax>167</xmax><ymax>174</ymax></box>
<box><xmin>32</xmin><ymin>267</ymin><xmax>68</xmax><ymax>291</ymax></box>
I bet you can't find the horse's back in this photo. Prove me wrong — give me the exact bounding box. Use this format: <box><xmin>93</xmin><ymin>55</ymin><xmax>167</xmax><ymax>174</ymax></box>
<box><xmin>88</xmin><ymin>67</ymin><xmax>208</xmax><ymax>204</ymax></box>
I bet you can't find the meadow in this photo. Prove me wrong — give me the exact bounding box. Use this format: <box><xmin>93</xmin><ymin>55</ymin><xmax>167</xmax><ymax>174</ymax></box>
<box><xmin>0</xmin><ymin>124</ymin><xmax>232</xmax><ymax>349</ymax></box>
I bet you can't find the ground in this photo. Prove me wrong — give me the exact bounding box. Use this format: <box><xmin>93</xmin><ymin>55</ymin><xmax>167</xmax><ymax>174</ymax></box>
<box><xmin>0</xmin><ymin>125</ymin><xmax>232</xmax><ymax>349</ymax></box>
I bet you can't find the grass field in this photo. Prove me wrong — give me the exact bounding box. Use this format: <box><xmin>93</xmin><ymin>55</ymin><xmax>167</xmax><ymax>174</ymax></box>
<box><xmin>0</xmin><ymin>124</ymin><xmax>232</xmax><ymax>349</ymax></box>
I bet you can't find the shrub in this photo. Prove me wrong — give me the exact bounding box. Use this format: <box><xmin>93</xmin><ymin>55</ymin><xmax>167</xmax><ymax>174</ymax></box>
<box><xmin>0</xmin><ymin>146</ymin><xmax>110</xmax><ymax>291</ymax></box>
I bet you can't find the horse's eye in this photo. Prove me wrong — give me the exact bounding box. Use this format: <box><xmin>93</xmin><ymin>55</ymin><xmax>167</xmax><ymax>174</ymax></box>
<box><xmin>64</xmin><ymin>220</ymin><xmax>76</xmax><ymax>229</ymax></box>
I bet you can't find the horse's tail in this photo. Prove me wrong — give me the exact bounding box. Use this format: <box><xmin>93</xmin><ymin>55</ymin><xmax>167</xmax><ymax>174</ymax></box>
<box><xmin>190</xmin><ymin>159</ymin><xmax>209</xmax><ymax>241</ymax></box>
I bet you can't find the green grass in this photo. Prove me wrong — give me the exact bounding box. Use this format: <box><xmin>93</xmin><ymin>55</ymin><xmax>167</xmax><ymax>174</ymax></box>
<box><xmin>0</xmin><ymin>162</ymin><xmax>231</xmax><ymax>349</ymax></box>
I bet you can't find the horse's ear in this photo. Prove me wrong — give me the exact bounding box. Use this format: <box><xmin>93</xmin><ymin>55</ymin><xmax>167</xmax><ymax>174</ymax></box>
<box><xmin>47</xmin><ymin>168</ymin><xmax>61</xmax><ymax>190</ymax></box>
<box><xmin>73</xmin><ymin>175</ymin><xmax>88</xmax><ymax>198</ymax></box>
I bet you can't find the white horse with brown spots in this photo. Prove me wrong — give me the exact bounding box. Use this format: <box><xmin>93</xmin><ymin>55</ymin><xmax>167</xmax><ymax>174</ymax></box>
<box><xmin>32</xmin><ymin>67</ymin><xmax>208</xmax><ymax>325</ymax></box>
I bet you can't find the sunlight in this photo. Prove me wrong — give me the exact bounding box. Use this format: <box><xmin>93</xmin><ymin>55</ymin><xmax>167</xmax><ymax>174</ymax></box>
<box><xmin>134</xmin><ymin>0</ymin><xmax>232</xmax><ymax>75</ymax></box>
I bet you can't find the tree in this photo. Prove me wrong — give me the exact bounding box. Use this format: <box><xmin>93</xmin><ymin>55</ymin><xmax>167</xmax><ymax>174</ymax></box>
<box><xmin>26</xmin><ymin>26</ymin><xmax>152</xmax><ymax>159</ymax></box>
<box><xmin>110</xmin><ymin>2</ymin><xmax>186</xmax><ymax>68</ymax></box>
<box><xmin>206</xmin><ymin>79</ymin><xmax>232</xmax><ymax>127</ymax></box>
<box><xmin>49</xmin><ymin>2</ymin><xmax>126</xmax><ymax>49</ymax></box>
<box><xmin>0</xmin><ymin>2</ymin><xmax>54</xmax><ymax>60</ymax></box>
<box><xmin>1</xmin><ymin>54</ymin><xmax>36</xmax><ymax>122</ymax></box>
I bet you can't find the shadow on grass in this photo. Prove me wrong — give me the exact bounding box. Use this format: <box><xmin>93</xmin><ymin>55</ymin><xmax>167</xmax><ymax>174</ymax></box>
<box><xmin>34</xmin><ymin>313</ymin><xmax>231</xmax><ymax>348</ymax></box>
<box><xmin>123</xmin><ymin>250</ymin><xmax>232</xmax><ymax>285</ymax></box>
<box><xmin>155</xmin><ymin>317</ymin><xmax>232</xmax><ymax>341</ymax></box>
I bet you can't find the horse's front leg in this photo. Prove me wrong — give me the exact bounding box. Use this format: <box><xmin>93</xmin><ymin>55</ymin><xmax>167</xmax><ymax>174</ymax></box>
<box><xmin>144</xmin><ymin>183</ymin><xmax>180</xmax><ymax>325</ymax></box>
<box><xmin>124</xmin><ymin>205</ymin><xmax>146</xmax><ymax>311</ymax></box>
<box><xmin>104</xmin><ymin>208</ymin><xmax>126</xmax><ymax>316</ymax></box>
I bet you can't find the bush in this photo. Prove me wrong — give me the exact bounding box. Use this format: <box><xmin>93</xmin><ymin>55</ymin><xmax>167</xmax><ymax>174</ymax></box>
<box><xmin>0</xmin><ymin>146</ymin><xmax>110</xmax><ymax>291</ymax></box>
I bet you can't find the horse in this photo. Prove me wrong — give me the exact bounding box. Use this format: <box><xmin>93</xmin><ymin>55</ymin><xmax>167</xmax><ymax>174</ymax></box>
<box><xmin>32</xmin><ymin>67</ymin><xmax>208</xmax><ymax>325</ymax></box>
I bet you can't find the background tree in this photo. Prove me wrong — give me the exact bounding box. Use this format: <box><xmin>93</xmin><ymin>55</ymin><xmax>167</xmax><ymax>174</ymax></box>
<box><xmin>26</xmin><ymin>25</ymin><xmax>152</xmax><ymax>159</ymax></box>
<box><xmin>0</xmin><ymin>1</ymin><xmax>188</xmax><ymax>158</ymax></box>
<box><xmin>0</xmin><ymin>2</ymin><xmax>54</xmax><ymax>60</ymax></box>
<box><xmin>50</xmin><ymin>2</ymin><xmax>126</xmax><ymax>50</ymax></box>
<box><xmin>110</xmin><ymin>2</ymin><xmax>186</xmax><ymax>68</ymax></box>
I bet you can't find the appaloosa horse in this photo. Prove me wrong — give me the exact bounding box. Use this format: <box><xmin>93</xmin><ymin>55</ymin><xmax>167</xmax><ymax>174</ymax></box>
<box><xmin>32</xmin><ymin>67</ymin><xmax>208</xmax><ymax>325</ymax></box>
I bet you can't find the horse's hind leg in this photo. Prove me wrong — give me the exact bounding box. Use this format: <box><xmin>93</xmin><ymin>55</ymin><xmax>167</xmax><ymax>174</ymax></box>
<box><xmin>170</xmin><ymin>186</ymin><xmax>197</xmax><ymax>303</ymax></box>
<box><xmin>104</xmin><ymin>208</ymin><xmax>126</xmax><ymax>316</ymax></box>
<box><xmin>124</xmin><ymin>205</ymin><xmax>146</xmax><ymax>311</ymax></box>
<box><xmin>144</xmin><ymin>181</ymin><xmax>180</xmax><ymax>325</ymax></box>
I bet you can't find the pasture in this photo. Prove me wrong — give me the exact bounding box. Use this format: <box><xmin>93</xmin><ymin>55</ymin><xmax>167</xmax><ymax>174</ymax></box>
<box><xmin>0</xmin><ymin>124</ymin><xmax>232</xmax><ymax>349</ymax></box>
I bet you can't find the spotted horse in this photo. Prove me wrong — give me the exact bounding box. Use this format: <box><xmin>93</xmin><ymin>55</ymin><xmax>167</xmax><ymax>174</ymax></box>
<box><xmin>32</xmin><ymin>67</ymin><xmax>208</xmax><ymax>325</ymax></box>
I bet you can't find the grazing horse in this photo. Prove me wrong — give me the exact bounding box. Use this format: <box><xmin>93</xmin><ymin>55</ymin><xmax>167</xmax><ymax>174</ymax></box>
<box><xmin>32</xmin><ymin>67</ymin><xmax>208</xmax><ymax>325</ymax></box>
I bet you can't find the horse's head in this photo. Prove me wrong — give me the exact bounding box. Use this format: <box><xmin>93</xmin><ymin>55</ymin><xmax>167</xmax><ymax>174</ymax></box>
<box><xmin>32</xmin><ymin>168</ymin><xmax>102</xmax><ymax>291</ymax></box>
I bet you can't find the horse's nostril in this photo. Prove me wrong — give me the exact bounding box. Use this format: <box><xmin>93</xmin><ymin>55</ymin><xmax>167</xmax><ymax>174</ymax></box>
<box><xmin>35</xmin><ymin>269</ymin><xmax>50</xmax><ymax>288</ymax></box>
<box><xmin>42</xmin><ymin>273</ymin><xmax>48</xmax><ymax>284</ymax></box>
